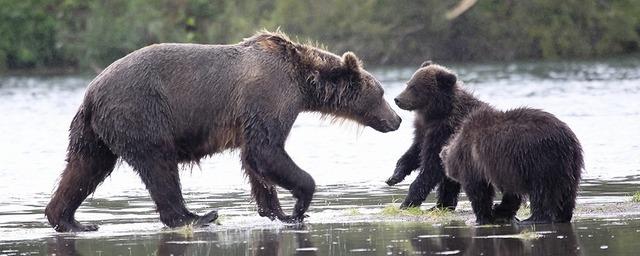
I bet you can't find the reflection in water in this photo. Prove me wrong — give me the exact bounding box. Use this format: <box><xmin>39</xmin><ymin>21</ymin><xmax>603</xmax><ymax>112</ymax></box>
<box><xmin>24</xmin><ymin>215</ymin><xmax>640</xmax><ymax>255</ymax></box>
<box><xmin>392</xmin><ymin>222</ymin><xmax>581</xmax><ymax>256</ymax></box>
<box><xmin>404</xmin><ymin>222</ymin><xmax>473</xmax><ymax>255</ymax></box>
<box><xmin>47</xmin><ymin>235</ymin><xmax>81</xmax><ymax>256</ymax></box>
<box><xmin>44</xmin><ymin>226</ymin><xmax>317</xmax><ymax>256</ymax></box>
<box><xmin>467</xmin><ymin>224</ymin><xmax>580</xmax><ymax>256</ymax></box>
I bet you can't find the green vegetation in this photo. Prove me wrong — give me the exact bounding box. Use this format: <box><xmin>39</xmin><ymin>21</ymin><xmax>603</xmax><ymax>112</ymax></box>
<box><xmin>2</xmin><ymin>0</ymin><xmax>640</xmax><ymax>72</ymax></box>
<box><xmin>517</xmin><ymin>204</ymin><xmax>531</xmax><ymax>217</ymax></box>
<box><xmin>480</xmin><ymin>230</ymin><xmax>543</xmax><ymax>240</ymax></box>
<box><xmin>347</xmin><ymin>208</ymin><xmax>362</xmax><ymax>216</ymax></box>
<box><xmin>632</xmin><ymin>191</ymin><xmax>640</xmax><ymax>203</ymax></box>
<box><xmin>381</xmin><ymin>205</ymin><xmax>454</xmax><ymax>220</ymax></box>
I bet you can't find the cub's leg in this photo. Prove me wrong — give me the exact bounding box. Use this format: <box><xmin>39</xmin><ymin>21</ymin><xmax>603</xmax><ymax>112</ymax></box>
<box><xmin>463</xmin><ymin>179</ymin><xmax>495</xmax><ymax>225</ymax></box>
<box><xmin>386</xmin><ymin>141</ymin><xmax>421</xmax><ymax>186</ymax></box>
<box><xmin>493</xmin><ymin>193</ymin><xmax>522</xmax><ymax>223</ymax></box>
<box><xmin>434</xmin><ymin>177</ymin><xmax>461</xmax><ymax>210</ymax></box>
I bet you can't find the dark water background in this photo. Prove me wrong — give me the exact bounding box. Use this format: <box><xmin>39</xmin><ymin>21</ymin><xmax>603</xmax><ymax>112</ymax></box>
<box><xmin>1</xmin><ymin>59</ymin><xmax>639</xmax><ymax>255</ymax></box>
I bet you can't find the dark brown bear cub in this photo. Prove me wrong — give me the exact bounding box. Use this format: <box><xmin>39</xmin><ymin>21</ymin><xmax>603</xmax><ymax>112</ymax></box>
<box><xmin>385</xmin><ymin>61</ymin><xmax>482</xmax><ymax>210</ymax></box>
<box><xmin>45</xmin><ymin>31</ymin><xmax>401</xmax><ymax>232</ymax></box>
<box><xmin>395</xmin><ymin>62</ymin><xmax>583</xmax><ymax>224</ymax></box>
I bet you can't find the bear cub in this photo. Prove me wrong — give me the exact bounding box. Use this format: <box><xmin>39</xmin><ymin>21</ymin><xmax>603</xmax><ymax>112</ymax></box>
<box><xmin>395</xmin><ymin>62</ymin><xmax>584</xmax><ymax>224</ymax></box>
<box><xmin>386</xmin><ymin>61</ymin><xmax>482</xmax><ymax>210</ymax></box>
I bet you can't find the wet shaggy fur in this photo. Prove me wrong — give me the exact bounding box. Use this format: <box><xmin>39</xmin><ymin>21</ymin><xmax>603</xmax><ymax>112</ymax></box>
<box><xmin>45</xmin><ymin>31</ymin><xmax>401</xmax><ymax>232</ymax></box>
<box><xmin>442</xmin><ymin>105</ymin><xmax>583</xmax><ymax>224</ymax></box>
<box><xmin>396</xmin><ymin>63</ymin><xmax>583</xmax><ymax>225</ymax></box>
<box><xmin>386</xmin><ymin>61</ymin><xmax>483</xmax><ymax>210</ymax></box>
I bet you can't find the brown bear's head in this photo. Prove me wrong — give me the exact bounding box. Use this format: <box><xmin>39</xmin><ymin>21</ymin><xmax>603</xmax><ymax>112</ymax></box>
<box><xmin>306</xmin><ymin>52</ymin><xmax>401</xmax><ymax>133</ymax></box>
<box><xmin>394</xmin><ymin>61</ymin><xmax>457</xmax><ymax>116</ymax></box>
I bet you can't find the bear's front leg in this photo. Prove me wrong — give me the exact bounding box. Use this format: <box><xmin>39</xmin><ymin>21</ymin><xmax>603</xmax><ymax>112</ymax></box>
<box><xmin>386</xmin><ymin>142</ymin><xmax>421</xmax><ymax>186</ymax></box>
<box><xmin>243</xmin><ymin>143</ymin><xmax>316</xmax><ymax>223</ymax></box>
<box><xmin>434</xmin><ymin>177</ymin><xmax>461</xmax><ymax>210</ymax></box>
<box><xmin>248</xmin><ymin>174</ymin><xmax>288</xmax><ymax>220</ymax></box>
<box><xmin>400</xmin><ymin>143</ymin><xmax>447</xmax><ymax>208</ymax></box>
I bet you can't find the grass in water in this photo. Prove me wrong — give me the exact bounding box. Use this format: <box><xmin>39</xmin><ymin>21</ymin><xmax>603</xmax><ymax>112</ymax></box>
<box><xmin>517</xmin><ymin>204</ymin><xmax>531</xmax><ymax>217</ymax></box>
<box><xmin>347</xmin><ymin>208</ymin><xmax>361</xmax><ymax>216</ymax></box>
<box><xmin>381</xmin><ymin>205</ymin><xmax>453</xmax><ymax>220</ymax></box>
<box><xmin>175</xmin><ymin>224</ymin><xmax>195</xmax><ymax>237</ymax></box>
<box><xmin>632</xmin><ymin>191</ymin><xmax>640</xmax><ymax>203</ymax></box>
<box><xmin>484</xmin><ymin>230</ymin><xmax>542</xmax><ymax>240</ymax></box>
<box><xmin>518</xmin><ymin>230</ymin><xmax>543</xmax><ymax>240</ymax></box>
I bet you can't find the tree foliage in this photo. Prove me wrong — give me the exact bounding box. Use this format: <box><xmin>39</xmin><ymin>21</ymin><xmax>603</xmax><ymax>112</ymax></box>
<box><xmin>1</xmin><ymin>0</ymin><xmax>639</xmax><ymax>71</ymax></box>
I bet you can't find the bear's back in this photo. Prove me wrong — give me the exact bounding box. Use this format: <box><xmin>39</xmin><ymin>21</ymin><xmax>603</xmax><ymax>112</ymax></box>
<box><xmin>466</xmin><ymin>107</ymin><xmax>581</xmax><ymax>189</ymax></box>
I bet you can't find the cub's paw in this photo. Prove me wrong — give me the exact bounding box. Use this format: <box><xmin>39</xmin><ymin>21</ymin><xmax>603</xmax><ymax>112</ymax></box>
<box><xmin>474</xmin><ymin>218</ymin><xmax>495</xmax><ymax>226</ymax></box>
<box><xmin>493</xmin><ymin>216</ymin><xmax>520</xmax><ymax>224</ymax></box>
<box><xmin>492</xmin><ymin>204</ymin><xmax>518</xmax><ymax>224</ymax></box>
<box><xmin>385</xmin><ymin>176</ymin><xmax>403</xmax><ymax>186</ymax></box>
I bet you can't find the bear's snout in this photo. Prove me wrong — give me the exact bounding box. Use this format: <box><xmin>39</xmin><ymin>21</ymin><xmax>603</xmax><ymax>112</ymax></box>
<box><xmin>394</xmin><ymin>96</ymin><xmax>412</xmax><ymax>110</ymax></box>
<box><xmin>385</xmin><ymin>114</ymin><xmax>402</xmax><ymax>132</ymax></box>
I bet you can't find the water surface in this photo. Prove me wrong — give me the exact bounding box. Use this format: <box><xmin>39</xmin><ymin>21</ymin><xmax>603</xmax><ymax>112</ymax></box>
<box><xmin>1</xmin><ymin>59</ymin><xmax>639</xmax><ymax>255</ymax></box>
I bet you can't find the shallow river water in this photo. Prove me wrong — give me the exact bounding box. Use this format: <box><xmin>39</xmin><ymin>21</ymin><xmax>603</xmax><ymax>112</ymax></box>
<box><xmin>1</xmin><ymin>58</ymin><xmax>639</xmax><ymax>255</ymax></box>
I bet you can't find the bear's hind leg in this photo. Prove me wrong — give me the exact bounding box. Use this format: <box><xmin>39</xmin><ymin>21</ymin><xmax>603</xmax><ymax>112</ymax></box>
<box><xmin>45</xmin><ymin>142</ymin><xmax>117</xmax><ymax>232</ymax></box>
<box><xmin>434</xmin><ymin>177</ymin><xmax>461</xmax><ymax>210</ymax></box>
<box><xmin>493</xmin><ymin>193</ymin><xmax>522</xmax><ymax>223</ymax></box>
<box><xmin>555</xmin><ymin>187</ymin><xmax>577</xmax><ymax>223</ymax></box>
<box><xmin>126</xmin><ymin>153</ymin><xmax>217</xmax><ymax>228</ymax></box>
<box><xmin>520</xmin><ymin>188</ymin><xmax>553</xmax><ymax>224</ymax></box>
<box><xmin>463</xmin><ymin>180</ymin><xmax>495</xmax><ymax>225</ymax></box>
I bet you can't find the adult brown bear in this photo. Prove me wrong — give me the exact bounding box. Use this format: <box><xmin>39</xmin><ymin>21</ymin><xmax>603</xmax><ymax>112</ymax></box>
<box><xmin>45</xmin><ymin>31</ymin><xmax>401</xmax><ymax>232</ymax></box>
<box><xmin>394</xmin><ymin>62</ymin><xmax>583</xmax><ymax>224</ymax></box>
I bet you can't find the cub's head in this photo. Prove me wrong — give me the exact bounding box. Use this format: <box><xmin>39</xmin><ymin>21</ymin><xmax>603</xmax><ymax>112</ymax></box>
<box><xmin>307</xmin><ymin>51</ymin><xmax>401</xmax><ymax>133</ymax></box>
<box><xmin>394</xmin><ymin>61</ymin><xmax>458</xmax><ymax>116</ymax></box>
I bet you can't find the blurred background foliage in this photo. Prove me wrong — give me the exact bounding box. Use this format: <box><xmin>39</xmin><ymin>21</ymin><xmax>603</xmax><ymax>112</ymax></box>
<box><xmin>0</xmin><ymin>0</ymin><xmax>639</xmax><ymax>72</ymax></box>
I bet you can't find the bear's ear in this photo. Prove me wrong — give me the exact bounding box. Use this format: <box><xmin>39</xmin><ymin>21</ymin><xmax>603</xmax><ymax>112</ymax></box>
<box><xmin>436</xmin><ymin>70</ymin><xmax>457</xmax><ymax>88</ymax></box>
<box><xmin>420</xmin><ymin>60</ymin><xmax>433</xmax><ymax>68</ymax></box>
<box><xmin>342</xmin><ymin>52</ymin><xmax>362</xmax><ymax>71</ymax></box>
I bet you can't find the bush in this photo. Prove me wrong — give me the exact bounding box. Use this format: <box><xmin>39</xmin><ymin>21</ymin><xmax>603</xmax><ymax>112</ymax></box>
<box><xmin>0</xmin><ymin>0</ymin><xmax>639</xmax><ymax>71</ymax></box>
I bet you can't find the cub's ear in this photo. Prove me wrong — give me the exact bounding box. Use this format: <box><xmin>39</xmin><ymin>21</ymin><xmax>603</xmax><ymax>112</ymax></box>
<box><xmin>420</xmin><ymin>60</ymin><xmax>433</xmax><ymax>68</ymax></box>
<box><xmin>436</xmin><ymin>70</ymin><xmax>457</xmax><ymax>88</ymax></box>
<box><xmin>342</xmin><ymin>52</ymin><xmax>362</xmax><ymax>71</ymax></box>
